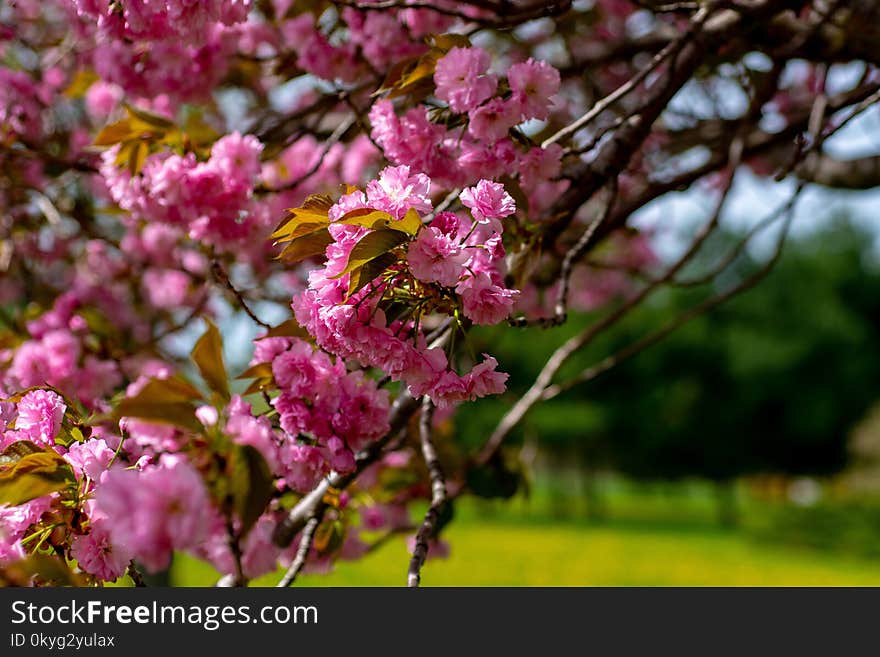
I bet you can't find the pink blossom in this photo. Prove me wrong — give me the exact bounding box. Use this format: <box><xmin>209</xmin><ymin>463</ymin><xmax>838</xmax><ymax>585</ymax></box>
<box><xmin>142</xmin><ymin>268</ymin><xmax>191</xmax><ymax>310</ymax></box>
<box><xmin>208</xmin><ymin>132</ymin><xmax>263</xmax><ymax>192</ymax></box>
<box><xmin>507</xmin><ymin>58</ymin><xmax>561</xmax><ymax>120</ymax></box>
<box><xmin>468</xmin><ymin>97</ymin><xmax>521</xmax><ymax>143</ymax></box>
<box><xmin>0</xmin><ymin>497</ymin><xmax>53</xmax><ymax>563</ymax></box>
<box><xmin>465</xmin><ymin>355</ymin><xmax>508</xmax><ymax>398</ymax></box>
<box><xmin>95</xmin><ymin>456</ymin><xmax>210</xmax><ymax>572</ymax></box>
<box><xmin>434</xmin><ymin>47</ymin><xmax>497</xmax><ymax>113</ymax></box>
<box><xmin>407</xmin><ymin>226</ymin><xmax>467</xmax><ymax>287</ymax></box>
<box><xmin>457</xmin><ymin>272</ymin><xmax>518</xmax><ymax>325</ymax></box>
<box><xmin>84</xmin><ymin>81</ymin><xmax>123</xmax><ymax>121</ymax></box>
<box><xmin>329</xmin><ymin>190</ymin><xmax>369</xmax><ymax>221</ymax></box>
<box><xmin>365</xmin><ymin>165</ymin><xmax>432</xmax><ymax>219</ymax></box>
<box><xmin>70</xmin><ymin>520</ymin><xmax>132</xmax><ymax>581</ymax></box>
<box><xmin>65</xmin><ymin>439</ymin><xmax>115</xmax><ymax>481</ymax></box>
<box><xmin>226</xmin><ymin>395</ymin><xmax>281</xmax><ymax>472</ymax></box>
<box><xmin>278</xmin><ymin>443</ymin><xmax>325</xmax><ymax>492</ymax></box>
<box><xmin>14</xmin><ymin>389</ymin><xmax>66</xmax><ymax>446</ymax></box>
<box><xmin>460</xmin><ymin>180</ymin><xmax>516</xmax><ymax>232</ymax></box>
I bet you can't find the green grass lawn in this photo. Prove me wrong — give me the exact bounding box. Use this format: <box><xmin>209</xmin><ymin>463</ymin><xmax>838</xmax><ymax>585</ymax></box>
<box><xmin>169</xmin><ymin>516</ymin><xmax>880</xmax><ymax>586</ymax></box>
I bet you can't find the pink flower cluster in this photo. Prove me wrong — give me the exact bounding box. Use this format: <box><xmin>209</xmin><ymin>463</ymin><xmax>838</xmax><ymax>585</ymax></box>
<box><xmin>0</xmin><ymin>389</ymin><xmax>128</xmax><ymax>578</ymax></box>
<box><xmin>94</xmin><ymin>454</ymin><xmax>210</xmax><ymax>572</ymax></box>
<box><xmin>248</xmin><ymin>337</ymin><xmax>390</xmax><ymax>485</ymax></box>
<box><xmin>69</xmin><ymin>0</ymin><xmax>251</xmax><ymax>44</ymax></box>
<box><xmin>292</xmin><ymin>168</ymin><xmax>513</xmax><ymax>406</ymax></box>
<box><xmin>370</xmin><ymin>51</ymin><xmax>565</xmax><ymax>213</ymax></box>
<box><xmin>0</xmin><ymin>67</ymin><xmax>47</xmax><ymax>141</ymax></box>
<box><xmin>435</xmin><ymin>48</ymin><xmax>560</xmax><ymax>127</ymax></box>
<box><xmin>101</xmin><ymin>132</ymin><xmax>265</xmax><ymax>250</ymax></box>
<box><xmin>92</xmin><ymin>27</ymin><xmax>237</xmax><ymax>103</ymax></box>
<box><xmin>3</xmin><ymin>317</ymin><xmax>122</xmax><ymax>410</ymax></box>
<box><xmin>0</xmin><ymin>389</ymin><xmax>66</xmax><ymax>452</ymax></box>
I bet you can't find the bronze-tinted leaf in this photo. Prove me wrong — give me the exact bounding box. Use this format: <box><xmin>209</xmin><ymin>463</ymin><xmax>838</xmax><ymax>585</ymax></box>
<box><xmin>256</xmin><ymin>318</ymin><xmax>312</xmax><ymax>340</ymax></box>
<box><xmin>0</xmin><ymin>447</ymin><xmax>76</xmax><ymax>506</ymax></box>
<box><xmin>228</xmin><ymin>445</ymin><xmax>275</xmax><ymax>538</ymax></box>
<box><xmin>0</xmin><ymin>440</ymin><xmax>45</xmax><ymax>466</ymax></box>
<box><xmin>347</xmin><ymin>251</ymin><xmax>397</xmax><ymax>299</ymax></box>
<box><xmin>113</xmin><ymin>377</ymin><xmax>203</xmax><ymax>432</ymax></box>
<box><xmin>191</xmin><ymin>319</ymin><xmax>230</xmax><ymax>400</ymax></box>
<box><xmin>277</xmin><ymin>229</ymin><xmax>333</xmax><ymax>264</ymax></box>
<box><xmin>271</xmin><ymin>194</ymin><xmax>333</xmax><ymax>241</ymax></box>
<box><xmin>124</xmin><ymin>102</ymin><xmax>176</xmax><ymax>130</ymax></box>
<box><xmin>330</xmin><ymin>229</ymin><xmax>408</xmax><ymax>280</ymax></box>
<box><xmin>235</xmin><ymin>362</ymin><xmax>274</xmax><ymax>381</ymax></box>
<box><xmin>94</xmin><ymin>119</ymin><xmax>135</xmax><ymax>147</ymax></box>
<box><xmin>336</xmin><ymin>207</ymin><xmax>422</xmax><ymax>236</ymax></box>
<box><xmin>430</xmin><ymin>33</ymin><xmax>472</xmax><ymax>52</ymax></box>
<box><xmin>64</xmin><ymin>69</ymin><xmax>99</xmax><ymax>99</ymax></box>
<box><xmin>0</xmin><ymin>554</ymin><xmax>85</xmax><ymax>587</ymax></box>
<box><xmin>313</xmin><ymin>518</ymin><xmax>345</xmax><ymax>555</ymax></box>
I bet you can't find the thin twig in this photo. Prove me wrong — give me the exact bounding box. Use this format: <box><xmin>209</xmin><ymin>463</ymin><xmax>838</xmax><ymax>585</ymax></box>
<box><xmin>407</xmin><ymin>398</ymin><xmax>447</xmax><ymax>588</ymax></box>
<box><xmin>509</xmin><ymin>179</ymin><xmax>618</xmax><ymax>328</ymax></box>
<box><xmin>258</xmin><ymin>115</ymin><xmax>356</xmax><ymax>194</ymax></box>
<box><xmin>542</xmin><ymin>4</ymin><xmax>712</xmax><ymax>148</ymax></box>
<box><xmin>278</xmin><ymin>511</ymin><xmax>324</xmax><ymax>587</ymax></box>
<box><xmin>544</xmin><ymin>196</ymin><xmax>798</xmax><ymax>399</ymax></box>
<box><xmin>476</xmin><ymin>142</ymin><xmax>741</xmax><ymax>466</ymax></box>
<box><xmin>211</xmin><ymin>260</ymin><xmax>272</xmax><ymax>330</ymax></box>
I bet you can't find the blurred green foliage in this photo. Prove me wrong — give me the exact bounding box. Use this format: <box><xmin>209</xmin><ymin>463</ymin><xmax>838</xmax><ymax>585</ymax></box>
<box><xmin>462</xmin><ymin>215</ymin><xmax>880</xmax><ymax>484</ymax></box>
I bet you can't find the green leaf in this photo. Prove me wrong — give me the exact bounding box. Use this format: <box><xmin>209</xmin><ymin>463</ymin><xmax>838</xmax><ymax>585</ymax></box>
<box><xmin>191</xmin><ymin>320</ymin><xmax>230</xmax><ymax>401</ymax></box>
<box><xmin>331</xmin><ymin>229</ymin><xmax>408</xmax><ymax>280</ymax></box>
<box><xmin>229</xmin><ymin>445</ymin><xmax>275</xmax><ymax>538</ymax></box>
<box><xmin>347</xmin><ymin>251</ymin><xmax>397</xmax><ymax>299</ymax></box>
<box><xmin>277</xmin><ymin>229</ymin><xmax>333</xmax><ymax>264</ymax></box>
<box><xmin>0</xmin><ymin>444</ymin><xmax>76</xmax><ymax>506</ymax></box>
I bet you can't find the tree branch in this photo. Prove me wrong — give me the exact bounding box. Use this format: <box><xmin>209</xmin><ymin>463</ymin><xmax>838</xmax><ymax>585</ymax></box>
<box><xmin>407</xmin><ymin>398</ymin><xmax>448</xmax><ymax>588</ymax></box>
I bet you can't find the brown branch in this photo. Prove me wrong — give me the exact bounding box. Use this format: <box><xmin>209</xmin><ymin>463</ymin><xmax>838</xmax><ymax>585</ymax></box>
<box><xmin>543</xmin><ymin>191</ymin><xmax>799</xmax><ymax>399</ymax></box>
<box><xmin>278</xmin><ymin>511</ymin><xmax>325</xmax><ymax>587</ymax></box>
<box><xmin>211</xmin><ymin>260</ymin><xmax>271</xmax><ymax>330</ymax></box>
<box><xmin>407</xmin><ymin>398</ymin><xmax>447</xmax><ymax>588</ymax></box>
<box><xmin>476</xmin><ymin>147</ymin><xmax>741</xmax><ymax>467</ymax></box>
<box><xmin>257</xmin><ymin>115</ymin><xmax>356</xmax><ymax>194</ymax></box>
<box><xmin>543</xmin><ymin>4</ymin><xmax>710</xmax><ymax>148</ymax></box>
<box><xmin>510</xmin><ymin>179</ymin><xmax>618</xmax><ymax>328</ymax></box>
<box><xmin>273</xmin><ymin>389</ymin><xmax>421</xmax><ymax>547</ymax></box>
